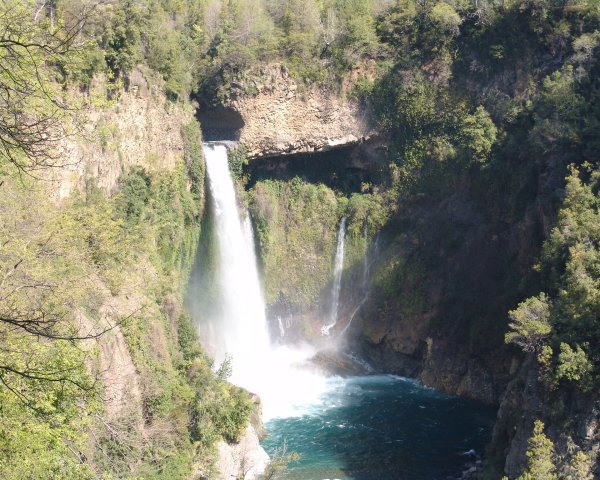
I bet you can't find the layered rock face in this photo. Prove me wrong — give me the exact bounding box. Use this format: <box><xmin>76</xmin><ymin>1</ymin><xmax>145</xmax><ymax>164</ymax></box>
<box><xmin>198</xmin><ymin>64</ymin><xmax>376</xmax><ymax>158</ymax></box>
<box><xmin>48</xmin><ymin>71</ymin><xmax>193</xmax><ymax>201</ymax></box>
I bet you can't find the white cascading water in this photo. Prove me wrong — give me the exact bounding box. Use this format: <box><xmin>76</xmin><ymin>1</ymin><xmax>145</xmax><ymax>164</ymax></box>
<box><xmin>321</xmin><ymin>217</ymin><xmax>346</xmax><ymax>336</ymax></box>
<box><xmin>202</xmin><ymin>144</ymin><xmax>327</xmax><ymax>420</ymax></box>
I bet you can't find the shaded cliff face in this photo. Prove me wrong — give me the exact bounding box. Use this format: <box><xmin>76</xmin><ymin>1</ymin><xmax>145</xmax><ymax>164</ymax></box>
<box><xmin>486</xmin><ymin>358</ymin><xmax>600</xmax><ymax>478</ymax></box>
<box><xmin>345</xmin><ymin>154</ymin><xmax>565</xmax><ymax>405</ymax></box>
<box><xmin>348</xmin><ymin>189</ymin><xmax>525</xmax><ymax>404</ymax></box>
<box><xmin>198</xmin><ymin>64</ymin><xmax>376</xmax><ymax>157</ymax></box>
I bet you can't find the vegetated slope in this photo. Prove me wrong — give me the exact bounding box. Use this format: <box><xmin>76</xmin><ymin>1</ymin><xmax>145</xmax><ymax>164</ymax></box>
<box><xmin>351</xmin><ymin>2</ymin><xmax>600</xmax><ymax>478</ymax></box>
<box><xmin>0</xmin><ymin>2</ymin><xmax>254</xmax><ymax>479</ymax></box>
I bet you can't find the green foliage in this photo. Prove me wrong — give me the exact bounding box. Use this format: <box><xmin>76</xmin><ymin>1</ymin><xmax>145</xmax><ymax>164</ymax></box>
<box><xmin>0</xmin><ymin>0</ymin><xmax>81</xmax><ymax>173</ymax></box>
<box><xmin>530</xmin><ymin>67</ymin><xmax>585</xmax><ymax>154</ymax></box>
<box><xmin>376</xmin><ymin>0</ymin><xmax>418</xmax><ymax>53</ymax></box>
<box><xmin>250</xmin><ymin>178</ymin><xmax>340</xmax><ymax>307</ymax></box>
<box><xmin>249</xmin><ymin>177</ymin><xmax>391</xmax><ymax>312</ymax></box>
<box><xmin>116</xmin><ymin>167</ymin><xmax>152</xmax><ymax>226</ymax></box>
<box><xmin>336</xmin><ymin>0</ymin><xmax>379</xmax><ymax>56</ymax></box>
<box><xmin>513</xmin><ymin>167</ymin><xmax>600</xmax><ymax>390</ymax></box>
<box><xmin>99</xmin><ymin>1</ymin><xmax>143</xmax><ymax>79</ymax></box>
<box><xmin>0</xmin><ymin>179</ymin><xmax>114</xmax><ymax>479</ymax></box>
<box><xmin>178</xmin><ymin>316</ymin><xmax>252</xmax><ymax>446</ymax></box>
<box><xmin>228</xmin><ymin>145</ymin><xmax>250</xmax><ymax>181</ymax></box>
<box><xmin>563</xmin><ymin>450</ymin><xmax>594</xmax><ymax>480</ymax></box>
<box><xmin>0</xmin><ymin>387</ymin><xmax>94</xmax><ymax>480</ymax></box>
<box><xmin>345</xmin><ymin>192</ymin><xmax>389</xmax><ymax>238</ymax></box>
<box><xmin>457</xmin><ymin>106</ymin><xmax>498</xmax><ymax>164</ymax></box>
<box><xmin>506</xmin><ymin>293</ymin><xmax>553</xmax><ymax>353</ymax></box>
<box><xmin>536</xmin><ymin>344</ymin><xmax>555</xmax><ymax>385</ymax></box>
<box><xmin>181</xmin><ymin>120</ymin><xmax>205</xmax><ymax>201</ymax></box>
<box><xmin>371</xmin><ymin>65</ymin><xmax>498</xmax><ymax>193</ymax></box>
<box><xmin>429</xmin><ymin>3</ymin><xmax>462</xmax><ymax>39</ymax></box>
<box><xmin>517</xmin><ymin>420</ymin><xmax>557</xmax><ymax>480</ymax></box>
<box><xmin>144</xmin><ymin>8</ymin><xmax>192</xmax><ymax>99</ymax></box>
<box><xmin>555</xmin><ymin>342</ymin><xmax>593</xmax><ymax>385</ymax></box>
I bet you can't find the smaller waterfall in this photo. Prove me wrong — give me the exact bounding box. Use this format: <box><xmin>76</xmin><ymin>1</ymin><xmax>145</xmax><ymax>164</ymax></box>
<box><xmin>340</xmin><ymin>232</ymin><xmax>379</xmax><ymax>336</ymax></box>
<box><xmin>321</xmin><ymin>217</ymin><xmax>346</xmax><ymax>336</ymax></box>
<box><xmin>277</xmin><ymin>317</ymin><xmax>285</xmax><ymax>338</ymax></box>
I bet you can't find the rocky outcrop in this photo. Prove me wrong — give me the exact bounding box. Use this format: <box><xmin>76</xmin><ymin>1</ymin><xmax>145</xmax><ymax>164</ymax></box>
<box><xmin>215</xmin><ymin>425</ymin><xmax>270</xmax><ymax>480</ymax></box>
<box><xmin>198</xmin><ymin>64</ymin><xmax>376</xmax><ymax>158</ymax></box>
<box><xmin>487</xmin><ymin>357</ymin><xmax>600</xmax><ymax>478</ymax></box>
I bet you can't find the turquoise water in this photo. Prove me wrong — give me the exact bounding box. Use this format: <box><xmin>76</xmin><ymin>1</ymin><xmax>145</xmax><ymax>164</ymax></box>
<box><xmin>261</xmin><ymin>375</ymin><xmax>496</xmax><ymax>480</ymax></box>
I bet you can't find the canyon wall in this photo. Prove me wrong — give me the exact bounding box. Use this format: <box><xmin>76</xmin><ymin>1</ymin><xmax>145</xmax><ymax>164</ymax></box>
<box><xmin>43</xmin><ymin>73</ymin><xmax>268</xmax><ymax>479</ymax></box>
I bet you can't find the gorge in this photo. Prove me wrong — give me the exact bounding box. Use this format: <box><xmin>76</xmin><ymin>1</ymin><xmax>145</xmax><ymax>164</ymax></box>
<box><xmin>195</xmin><ymin>143</ymin><xmax>497</xmax><ymax>479</ymax></box>
<box><xmin>1</xmin><ymin>2</ymin><xmax>599</xmax><ymax>480</ymax></box>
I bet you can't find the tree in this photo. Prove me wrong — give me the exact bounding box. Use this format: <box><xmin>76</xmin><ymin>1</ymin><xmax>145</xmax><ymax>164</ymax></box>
<box><xmin>336</xmin><ymin>0</ymin><xmax>379</xmax><ymax>56</ymax></box>
<box><xmin>457</xmin><ymin>105</ymin><xmax>497</xmax><ymax>164</ymax></box>
<box><xmin>0</xmin><ymin>0</ymin><xmax>88</xmax><ymax>173</ymax></box>
<box><xmin>529</xmin><ymin>67</ymin><xmax>584</xmax><ymax>155</ymax></box>
<box><xmin>259</xmin><ymin>442</ymin><xmax>300</xmax><ymax>479</ymax></box>
<box><xmin>535</xmin><ymin>167</ymin><xmax>600</xmax><ymax>388</ymax></box>
<box><xmin>563</xmin><ymin>450</ymin><xmax>593</xmax><ymax>480</ymax></box>
<box><xmin>429</xmin><ymin>2</ymin><xmax>462</xmax><ymax>38</ymax></box>
<box><xmin>506</xmin><ymin>293</ymin><xmax>553</xmax><ymax>353</ymax></box>
<box><xmin>555</xmin><ymin>343</ymin><xmax>593</xmax><ymax>385</ymax></box>
<box><xmin>518</xmin><ymin>420</ymin><xmax>557</xmax><ymax>480</ymax></box>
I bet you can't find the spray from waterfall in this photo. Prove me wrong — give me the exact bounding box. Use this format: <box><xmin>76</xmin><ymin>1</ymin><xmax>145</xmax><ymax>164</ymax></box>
<box><xmin>321</xmin><ymin>217</ymin><xmax>346</xmax><ymax>336</ymax></box>
<box><xmin>199</xmin><ymin>144</ymin><xmax>327</xmax><ymax>420</ymax></box>
<box><xmin>277</xmin><ymin>317</ymin><xmax>285</xmax><ymax>338</ymax></box>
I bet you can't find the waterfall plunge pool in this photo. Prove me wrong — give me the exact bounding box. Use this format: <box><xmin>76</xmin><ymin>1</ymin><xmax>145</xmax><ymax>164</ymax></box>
<box><xmin>261</xmin><ymin>374</ymin><xmax>496</xmax><ymax>480</ymax></box>
<box><xmin>195</xmin><ymin>144</ymin><xmax>496</xmax><ymax>480</ymax></box>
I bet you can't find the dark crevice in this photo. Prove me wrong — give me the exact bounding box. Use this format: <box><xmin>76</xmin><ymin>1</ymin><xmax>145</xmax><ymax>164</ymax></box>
<box><xmin>244</xmin><ymin>139</ymin><xmax>388</xmax><ymax>195</ymax></box>
<box><xmin>196</xmin><ymin>102</ymin><xmax>245</xmax><ymax>141</ymax></box>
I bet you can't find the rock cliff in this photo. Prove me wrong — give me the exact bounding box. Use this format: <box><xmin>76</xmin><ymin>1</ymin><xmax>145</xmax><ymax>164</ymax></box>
<box><xmin>215</xmin><ymin>425</ymin><xmax>269</xmax><ymax>480</ymax></box>
<box><xmin>198</xmin><ymin>64</ymin><xmax>376</xmax><ymax>158</ymax></box>
<box><xmin>48</xmin><ymin>71</ymin><xmax>194</xmax><ymax>201</ymax></box>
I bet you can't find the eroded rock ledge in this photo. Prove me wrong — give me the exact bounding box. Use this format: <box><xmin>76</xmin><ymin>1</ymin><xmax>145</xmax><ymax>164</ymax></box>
<box><xmin>198</xmin><ymin>64</ymin><xmax>377</xmax><ymax>158</ymax></box>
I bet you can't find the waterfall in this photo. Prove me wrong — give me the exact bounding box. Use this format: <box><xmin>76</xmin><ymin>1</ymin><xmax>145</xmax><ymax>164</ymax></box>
<box><xmin>277</xmin><ymin>317</ymin><xmax>285</xmax><ymax>338</ymax></box>
<box><xmin>203</xmin><ymin>145</ymin><xmax>271</xmax><ymax>386</ymax></box>
<box><xmin>340</xmin><ymin>231</ymin><xmax>379</xmax><ymax>336</ymax></box>
<box><xmin>201</xmin><ymin>144</ymin><xmax>326</xmax><ymax>420</ymax></box>
<box><xmin>321</xmin><ymin>217</ymin><xmax>346</xmax><ymax>336</ymax></box>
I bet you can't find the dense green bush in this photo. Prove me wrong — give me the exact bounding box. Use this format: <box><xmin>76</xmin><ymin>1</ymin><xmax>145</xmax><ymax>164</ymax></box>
<box><xmin>506</xmin><ymin>167</ymin><xmax>600</xmax><ymax>391</ymax></box>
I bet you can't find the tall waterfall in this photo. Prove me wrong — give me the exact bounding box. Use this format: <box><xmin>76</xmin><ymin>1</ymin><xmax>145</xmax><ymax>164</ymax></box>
<box><xmin>321</xmin><ymin>217</ymin><xmax>346</xmax><ymax>336</ymax></box>
<box><xmin>201</xmin><ymin>144</ymin><xmax>326</xmax><ymax>420</ymax></box>
<box><xmin>203</xmin><ymin>145</ymin><xmax>271</xmax><ymax>386</ymax></box>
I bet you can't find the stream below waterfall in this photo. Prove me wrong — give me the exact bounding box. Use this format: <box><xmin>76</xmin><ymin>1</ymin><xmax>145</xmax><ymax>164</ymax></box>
<box><xmin>261</xmin><ymin>374</ymin><xmax>496</xmax><ymax>480</ymax></box>
<box><xmin>197</xmin><ymin>144</ymin><xmax>496</xmax><ymax>480</ymax></box>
